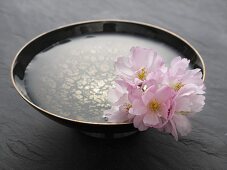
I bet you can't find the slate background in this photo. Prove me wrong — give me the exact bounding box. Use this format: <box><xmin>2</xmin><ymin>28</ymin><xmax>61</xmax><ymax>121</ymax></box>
<box><xmin>1</xmin><ymin>0</ymin><xmax>227</xmax><ymax>170</ymax></box>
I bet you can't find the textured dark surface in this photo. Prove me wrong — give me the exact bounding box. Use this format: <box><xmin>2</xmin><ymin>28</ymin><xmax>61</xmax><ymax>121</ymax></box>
<box><xmin>1</xmin><ymin>0</ymin><xmax>227</xmax><ymax>170</ymax></box>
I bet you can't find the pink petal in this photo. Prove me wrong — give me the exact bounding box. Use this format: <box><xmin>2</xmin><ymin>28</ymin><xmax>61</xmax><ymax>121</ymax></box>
<box><xmin>175</xmin><ymin>97</ymin><xmax>191</xmax><ymax>112</ymax></box>
<box><xmin>150</xmin><ymin>54</ymin><xmax>164</xmax><ymax>71</ymax></box>
<box><xmin>147</xmin><ymin>70</ymin><xmax>165</xmax><ymax>84</ymax></box>
<box><xmin>115</xmin><ymin>57</ymin><xmax>134</xmax><ymax>77</ymax></box>
<box><xmin>108</xmin><ymin>110</ymin><xmax>129</xmax><ymax>123</ymax></box>
<box><xmin>155</xmin><ymin>86</ymin><xmax>174</xmax><ymax>102</ymax></box>
<box><xmin>143</xmin><ymin>113</ymin><xmax>160</xmax><ymax>126</ymax></box>
<box><xmin>183</xmin><ymin>69</ymin><xmax>203</xmax><ymax>85</ymax></box>
<box><xmin>169</xmin><ymin>57</ymin><xmax>190</xmax><ymax>76</ymax></box>
<box><xmin>160</xmin><ymin>103</ymin><xmax>169</xmax><ymax>119</ymax></box>
<box><xmin>177</xmin><ymin>84</ymin><xmax>197</xmax><ymax>97</ymax></box>
<box><xmin>131</xmin><ymin>99</ymin><xmax>147</xmax><ymax>115</ymax></box>
<box><xmin>138</xmin><ymin>123</ymin><xmax>149</xmax><ymax>131</ymax></box>
<box><xmin>128</xmin><ymin>86</ymin><xmax>142</xmax><ymax>104</ymax></box>
<box><xmin>115</xmin><ymin>78</ymin><xmax>134</xmax><ymax>91</ymax></box>
<box><xmin>171</xmin><ymin>57</ymin><xmax>190</xmax><ymax>70</ymax></box>
<box><xmin>134</xmin><ymin>77</ymin><xmax>143</xmax><ymax>85</ymax></box>
<box><xmin>113</xmin><ymin>93</ymin><xmax>128</xmax><ymax>106</ymax></box>
<box><xmin>175</xmin><ymin>93</ymin><xmax>205</xmax><ymax>114</ymax></box>
<box><xmin>107</xmin><ymin>87</ymin><xmax>123</xmax><ymax>104</ymax></box>
<box><xmin>128</xmin><ymin>112</ymin><xmax>135</xmax><ymax>120</ymax></box>
<box><xmin>170</xmin><ymin>56</ymin><xmax>182</xmax><ymax>66</ymax></box>
<box><xmin>173</xmin><ymin>114</ymin><xmax>191</xmax><ymax>137</ymax></box>
<box><xmin>170</xmin><ymin>120</ymin><xmax>179</xmax><ymax>141</ymax></box>
<box><xmin>142</xmin><ymin>85</ymin><xmax>156</xmax><ymax>105</ymax></box>
<box><xmin>190</xmin><ymin>95</ymin><xmax>205</xmax><ymax>113</ymax></box>
<box><xmin>107</xmin><ymin>83</ymin><xmax>129</xmax><ymax>105</ymax></box>
<box><xmin>130</xmin><ymin>47</ymin><xmax>154</xmax><ymax>69</ymax></box>
<box><xmin>133</xmin><ymin>115</ymin><xmax>149</xmax><ymax>131</ymax></box>
<box><xmin>133</xmin><ymin>115</ymin><xmax>143</xmax><ymax>128</ymax></box>
<box><xmin>143</xmin><ymin>79</ymin><xmax>156</xmax><ymax>89</ymax></box>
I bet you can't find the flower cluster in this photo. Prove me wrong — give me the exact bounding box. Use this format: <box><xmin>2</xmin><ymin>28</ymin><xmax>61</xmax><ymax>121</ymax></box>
<box><xmin>103</xmin><ymin>47</ymin><xmax>205</xmax><ymax>140</ymax></box>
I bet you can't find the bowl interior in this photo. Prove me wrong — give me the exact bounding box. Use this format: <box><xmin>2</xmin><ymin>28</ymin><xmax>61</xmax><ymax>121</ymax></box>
<box><xmin>12</xmin><ymin>21</ymin><xmax>205</xmax><ymax>125</ymax></box>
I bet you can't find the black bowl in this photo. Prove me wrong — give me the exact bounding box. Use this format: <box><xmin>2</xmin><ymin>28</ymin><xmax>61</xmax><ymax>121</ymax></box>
<box><xmin>11</xmin><ymin>20</ymin><xmax>205</xmax><ymax>137</ymax></box>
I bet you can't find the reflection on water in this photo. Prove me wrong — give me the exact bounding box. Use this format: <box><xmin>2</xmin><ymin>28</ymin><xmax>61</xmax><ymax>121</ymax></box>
<box><xmin>24</xmin><ymin>33</ymin><xmax>180</xmax><ymax>123</ymax></box>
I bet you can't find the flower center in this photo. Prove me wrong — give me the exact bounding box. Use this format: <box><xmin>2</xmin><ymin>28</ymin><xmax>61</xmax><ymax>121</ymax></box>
<box><xmin>137</xmin><ymin>67</ymin><xmax>147</xmax><ymax>80</ymax></box>
<box><xmin>120</xmin><ymin>103</ymin><xmax>132</xmax><ymax>112</ymax></box>
<box><xmin>148</xmin><ymin>99</ymin><xmax>161</xmax><ymax>112</ymax></box>
<box><xmin>173</xmin><ymin>82</ymin><xmax>184</xmax><ymax>91</ymax></box>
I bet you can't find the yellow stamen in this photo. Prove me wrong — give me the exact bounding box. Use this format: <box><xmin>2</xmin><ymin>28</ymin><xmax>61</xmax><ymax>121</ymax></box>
<box><xmin>149</xmin><ymin>99</ymin><xmax>161</xmax><ymax>112</ymax></box>
<box><xmin>121</xmin><ymin>103</ymin><xmax>132</xmax><ymax>112</ymax></box>
<box><xmin>125</xmin><ymin>103</ymin><xmax>132</xmax><ymax>111</ymax></box>
<box><xmin>174</xmin><ymin>82</ymin><xmax>184</xmax><ymax>91</ymax></box>
<box><xmin>137</xmin><ymin>67</ymin><xmax>147</xmax><ymax>80</ymax></box>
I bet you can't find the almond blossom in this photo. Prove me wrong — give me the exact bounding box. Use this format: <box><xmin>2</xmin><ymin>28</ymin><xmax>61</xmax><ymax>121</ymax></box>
<box><xmin>103</xmin><ymin>84</ymin><xmax>132</xmax><ymax>123</ymax></box>
<box><xmin>103</xmin><ymin>47</ymin><xmax>205</xmax><ymax>140</ymax></box>
<box><xmin>115</xmin><ymin>47</ymin><xmax>166</xmax><ymax>85</ymax></box>
<box><xmin>129</xmin><ymin>85</ymin><xmax>175</xmax><ymax>129</ymax></box>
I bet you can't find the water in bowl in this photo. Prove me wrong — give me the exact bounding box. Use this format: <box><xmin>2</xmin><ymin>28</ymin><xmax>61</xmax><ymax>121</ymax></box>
<box><xmin>24</xmin><ymin>33</ymin><xmax>181</xmax><ymax>123</ymax></box>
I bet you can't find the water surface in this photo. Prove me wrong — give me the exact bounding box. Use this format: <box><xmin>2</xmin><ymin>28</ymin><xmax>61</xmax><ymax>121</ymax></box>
<box><xmin>25</xmin><ymin>33</ymin><xmax>181</xmax><ymax>123</ymax></box>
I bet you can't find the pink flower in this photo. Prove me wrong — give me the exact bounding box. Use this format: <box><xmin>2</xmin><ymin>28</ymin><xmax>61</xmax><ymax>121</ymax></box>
<box><xmin>164</xmin><ymin>57</ymin><xmax>205</xmax><ymax>115</ymax></box>
<box><xmin>129</xmin><ymin>85</ymin><xmax>175</xmax><ymax>129</ymax></box>
<box><xmin>115</xmin><ymin>47</ymin><xmax>166</xmax><ymax>85</ymax></box>
<box><xmin>164</xmin><ymin>57</ymin><xmax>205</xmax><ymax>94</ymax></box>
<box><xmin>103</xmin><ymin>84</ymin><xmax>132</xmax><ymax>123</ymax></box>
<box><xmin>160</xmin><ymin>57</ymin><xmax>205</xmax><ymax>140</ymax></box>
<box><xmin>175</xmin><ymin>85</ymin><xmax>205</xmax><ymax>115</ymax></box>
<box><xmin>103</xmin><ymin>47</ymin><xmax>205</xmax><ymax>140</ymax></box>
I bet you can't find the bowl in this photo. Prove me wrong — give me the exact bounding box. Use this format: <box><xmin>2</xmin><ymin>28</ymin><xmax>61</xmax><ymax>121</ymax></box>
<box><xmin>11</xmin><ymin>20</ymin><xmax>205</xmax><ymax>138</ymax></box>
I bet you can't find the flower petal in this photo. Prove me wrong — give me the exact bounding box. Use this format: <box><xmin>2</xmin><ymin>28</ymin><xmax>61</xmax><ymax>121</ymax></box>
<box><xmin>133</xmin><ymin>115</ymin><xmax>149</xmax><ymax>131</ymax></box>
<box><xmin>130</xmin><ymin>47</ymin><xmax>154</xmax><ymax>69</ymax></box>
<box><xmin>142</xmin><ymin>85</ymin><xmax>156</xmax><ymax>105</ymax></box>
<box><xmin>128</xmin><ymin>86</ymin><xmax>142</xmax><ymax>103</ymax></box>
<box><xmin>173</xmin><ymin>114</ymin><xmax>191</xmax><ymax>137</ymax></box>
<box><xmin>107</xmin><ymin>110</ymin><xmax>129</xmax><ymax>123</ymax></box>
<box><xmin>170</xmin><ymin>120</ymin><xmax>179</xmax><ymax>141</ymax></box>
<box><xmin>133</xmin><ymin>115</ymin><xmax>143</xmax><ymax>128</ymax></box>
<box><xmin>156</xmin><ymin>86</ymin><xmax>174</xmax><ymax>102</ymax></box>
<box><xmin>143</xmin><ymin>113</ymin><xmax>160</xmax><ymax>126</ymax></box>
<box><xmin>189</xmin><ymin>95</ymin><xmax>205</xmax><ymax>113</ymax></box>
<box><xmin>175</xmin><ymin>96</ymin><xmax>191</xmax><ymax>112</ymax></box>
<box><xmin>170</xmin><ymin>57</ymin><xmax>190</xmax><ymax>75</ymax></box>
<box><xmin>107</xmin><ymin>87</ymin><xmax>123</xmax><ymax>104</ymax></box>
<box><xmin>138</xmin><ymin>123</ymin><xmax>149</xmax><ymax>131</ymax></box>
<box><xmin>115</xmin><ymin>56</ymin><xmax>134</xmax><ymax>77</ymax></box>
<box><xmin>150</xmin><ymin>54</ymin><xmax>165</xmax><ymax>71</ymax></box>
<box><xmin>131</xmin><ymin>99</ymin><xmax>147</xmax><ymax>115</ymax></box>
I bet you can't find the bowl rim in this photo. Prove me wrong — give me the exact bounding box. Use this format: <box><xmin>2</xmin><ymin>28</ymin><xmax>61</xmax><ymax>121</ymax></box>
<box><xmin>10</xmin><ymin>19</ymin><xmax>206</xmax><ymax>126</ymax></box>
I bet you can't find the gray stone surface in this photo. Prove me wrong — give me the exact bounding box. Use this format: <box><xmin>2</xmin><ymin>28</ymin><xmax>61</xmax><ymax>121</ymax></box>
<box><xmin>0</xmin><ymin>0</ymin><xmax>227</xmax><ymax>169</ymax></box>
